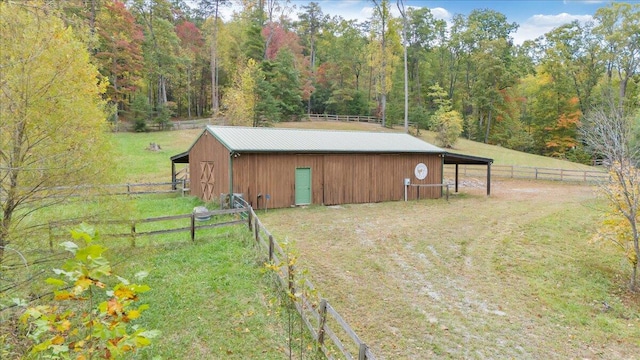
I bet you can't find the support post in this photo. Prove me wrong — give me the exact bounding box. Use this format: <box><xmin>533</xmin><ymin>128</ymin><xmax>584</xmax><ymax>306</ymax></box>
<box><xmin>455</xmin><ymin>164</ymin><xmax>459</xmax><ymax>193</ymax></box>
<box><xmin>171</xmin><ymin>162</ymin><xmax>176</xmax><ymax>190</ymax></box>
<box><xmin>487</xmin><ymin>164</ymin><xmax>492</xmax><ymax>196</ymax></box>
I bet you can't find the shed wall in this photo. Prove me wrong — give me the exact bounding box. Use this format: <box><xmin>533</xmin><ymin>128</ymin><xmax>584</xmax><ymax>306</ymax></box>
<box><xmin>232</xmin><ymin>152</ymin><xmax>442</xmax><ymax>208</ymax></box>
<box><xmin>188</xmin><ymin>130</ymin><xmax>230</xmax><ymax>201</ymax></box>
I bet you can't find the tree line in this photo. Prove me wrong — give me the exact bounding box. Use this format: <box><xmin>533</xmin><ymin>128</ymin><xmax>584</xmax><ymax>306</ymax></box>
<box><xmin>14</xmin><ymin>0</ymin><xmax>640</xmax><ymax>160</ymax></box>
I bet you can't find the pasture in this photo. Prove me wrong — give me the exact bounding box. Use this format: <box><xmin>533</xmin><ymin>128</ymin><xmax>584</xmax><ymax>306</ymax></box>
<box><xmin>257</xmin><ymin>179</ymin><xmax>640</xmax><ymax>358</ymax></box>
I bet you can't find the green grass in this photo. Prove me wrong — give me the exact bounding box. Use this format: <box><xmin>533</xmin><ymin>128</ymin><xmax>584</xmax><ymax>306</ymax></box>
<box><xmin>112</xmin><ymin>227</ymin><xmax>292</xmax><ymax>359</ymax></box>
<box><xmin>109</xmin><ymin>129</ymin><xmax>201</xmax><ymax>183</ymax></box>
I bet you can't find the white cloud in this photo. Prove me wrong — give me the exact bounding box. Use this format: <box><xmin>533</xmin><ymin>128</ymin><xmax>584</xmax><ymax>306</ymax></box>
<box><xmin>512</xmin><ymin>13</ymin><xmax>594</xmax><ymax>45</ymax></box>
<box><xmin>430</xmin><ymin>7</ymin><xmax>452</xmax><ymax>22</ymax></box>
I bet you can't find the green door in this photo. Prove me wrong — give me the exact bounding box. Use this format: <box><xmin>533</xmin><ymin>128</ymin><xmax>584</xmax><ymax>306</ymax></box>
<box><xmin>295</xmin><ymin>168</ymin><xmax>312</xmax><ymax>205</ymax></box>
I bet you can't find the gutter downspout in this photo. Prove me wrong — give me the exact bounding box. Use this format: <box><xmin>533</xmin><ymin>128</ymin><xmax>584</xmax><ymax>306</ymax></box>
<box><xmin>441</xmin><ymin>153</ymin><xmax>445</xmax><ymax>198</ymax></box>
<box><xmin>229</xmin><ymin>152</ymin><xmax>234</xmax><ymax>204</ymax></box>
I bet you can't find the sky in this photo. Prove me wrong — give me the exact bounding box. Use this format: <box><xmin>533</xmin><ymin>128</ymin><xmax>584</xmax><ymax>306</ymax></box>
<box><xmin>220</xmin><ymin>0</ymin><xmax>629</xmax><ymax>45</ymax></box>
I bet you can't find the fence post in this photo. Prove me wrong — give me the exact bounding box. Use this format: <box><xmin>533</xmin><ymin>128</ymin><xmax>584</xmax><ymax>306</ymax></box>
<box><xmin>254</xmin><ymin>219</ymin><xmax>259</xmax><ymax>242</ymax></box>
<box><xmin>247</xmin><ymin>209</ymin><xmax>252</xmax><ymax>230</ymax></box>
<box><xmin>130</xmin><ymin>222</ymin><xmax>136</xmax><ymax>247</ymax></box>
<box><xmin>127</xmin><ymin>183</ymin><xmax>131</xmax><ymax>195</ymax></box>
<box><xmin>535</xmin><ymin>168</ymin><xmax>538</xmax><ymax>180</ymax></box>
<box><xmin>511</xmin><ymin>165</ymin><xmax>514</xmax><ymax>178</ymax></box>
<box><xmin>359</xmin><ymin>343</ymin><xmax>368</xmax><ymax>360</ymax></box>
<box><xmin>268</xmin><ymin>235</ymin><xmax>274</xmax><ymax>261</ymax></box>
<box><xmin>190</xmin><ymin>213</ymin><xmax>195</xmax><ymax>242</ymax></box>
<box><xmin>48</xmin><ymin>222</ymin><xmax>53</xmax><ymax>250</ymax></box>
<box><xmin>288</xmin><ymin>263</ymin><xmax>295</xmax><ymax>294</ymax></box>
<box><xmin>560</xmin><ymin>169</ymin><xmax>564</xmax><ymax>181</ymax></box>
<box><xmin>317</xmin><ymin>299</ymin><xmax>327</xmax><ymax>345</ymax></box>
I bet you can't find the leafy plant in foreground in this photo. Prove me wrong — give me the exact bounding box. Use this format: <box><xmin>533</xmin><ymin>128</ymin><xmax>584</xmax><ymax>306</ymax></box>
<box><xmin>20</xmin><ymin>225</ymin><xmax>158</xmax><ymax>358</ymax></box>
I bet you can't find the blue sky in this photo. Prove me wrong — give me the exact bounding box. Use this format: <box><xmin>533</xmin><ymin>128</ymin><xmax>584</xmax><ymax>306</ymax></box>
<box><xmin>314</xmin><ymin>0</ymin><xmax>618</xmax><ymax>44</ymax></box>
<box><xmin>220</xmin><ymin>0</ymin><xmax>628</xmax><ymax>44</ymax></box>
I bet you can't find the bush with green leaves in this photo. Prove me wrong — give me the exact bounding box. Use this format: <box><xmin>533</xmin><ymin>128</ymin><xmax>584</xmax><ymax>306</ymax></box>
<box><xmin>20</xmin><ymin>225</ymin><xmax>158</xmax><ymax>359</ymax></box>
<box><xmin>432</xmin><ymin>109</ymin><xmax>463</xmax><ymax>148</ymax></box>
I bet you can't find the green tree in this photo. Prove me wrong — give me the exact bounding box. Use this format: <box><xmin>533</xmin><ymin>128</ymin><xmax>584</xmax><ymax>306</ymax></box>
<box><xmin>594</xmin><ymin>2</ymin><xmax>640</xmax><ymax>108</ymax></box>
<box><xmin>0</xmin><ymin>2</ymin><xmax>115</xmax><ymax>261</ymax></box>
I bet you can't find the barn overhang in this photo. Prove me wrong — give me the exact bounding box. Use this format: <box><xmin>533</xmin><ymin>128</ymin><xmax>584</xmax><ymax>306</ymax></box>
<box><xmin>170</xmin><ymin>151</ymin><xmax>189</xmax><ymax>190</ymax></box>
<box><xmin>443</xmin><ymin>153</ymin><xmax>494</xmax><ymax>196</ymax></box>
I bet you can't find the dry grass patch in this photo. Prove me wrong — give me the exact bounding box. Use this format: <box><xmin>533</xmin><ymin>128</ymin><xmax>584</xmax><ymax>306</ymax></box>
<box><xmin>258</xmin><ymin>180</ymin><xmax>640</xmax><ymax>359</ymax></box>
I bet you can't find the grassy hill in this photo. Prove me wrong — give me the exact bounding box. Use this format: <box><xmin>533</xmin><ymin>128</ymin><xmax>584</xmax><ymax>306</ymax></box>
<box><xmin>276</xmin><ymin>121</ymin><xmax>595</xmax><ymax>170</ymax></box>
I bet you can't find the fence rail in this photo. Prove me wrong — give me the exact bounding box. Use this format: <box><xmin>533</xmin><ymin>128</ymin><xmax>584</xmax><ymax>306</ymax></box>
<box><xmin>305</xmin><ymin>114</ymin><xmax>382</xmax><ymax>124</ymax></box>
<box><xmin>238</xmin><ymin>197</ymin><xmax>376</xmax><ymax>360</ymax></box>
<box><xmin>445</xmin><ymin>164</ymin><xmax>607</xmax><ymax>183</ymax></box>
<box><xmin>47</xmin><ymin>207</ymin><xmax>247</xmax><ymax>247</ymax></box>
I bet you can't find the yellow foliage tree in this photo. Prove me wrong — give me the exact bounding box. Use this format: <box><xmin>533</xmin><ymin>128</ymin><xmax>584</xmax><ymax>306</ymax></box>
<box><xmin>224</xmin><ymin>58</ymin><xmax>260</xmax><ymax>126</ymax></box>
<box><xmin>582</xmin><ymin>97</ymin><xmax>639</xmax><ymax>291</ymax></box>
<box><xmin>0</xmin><ymin>2</ymin><xmax>116</xmax><ymax>260</ymax></box>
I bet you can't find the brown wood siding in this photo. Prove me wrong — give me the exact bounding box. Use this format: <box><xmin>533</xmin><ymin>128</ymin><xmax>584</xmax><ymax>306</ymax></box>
<box><xmin>230</xmin><ymin>152</ymin><xmax>442</xmax><ymax>208</ymax></box>
<box><xmin>188</xmin><ymin>133</ymin><xmax>443</xmax><ymax>208</ymax></box>
<box><xmin>188</xmin><ymin>131</ymin><xmax>230</xmax><ymax>201</ymax></box>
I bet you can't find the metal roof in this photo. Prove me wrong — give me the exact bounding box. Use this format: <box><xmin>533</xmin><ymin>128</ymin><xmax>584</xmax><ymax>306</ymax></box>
<box><xmin>205</xmin><ymin>126</ymin><xmax>445</xmax><ymax>154</ymax></box>
<box><xmin>444</xmin><ymin>152</ymin><xmax>493</xmax><ymax>165</ymax></box>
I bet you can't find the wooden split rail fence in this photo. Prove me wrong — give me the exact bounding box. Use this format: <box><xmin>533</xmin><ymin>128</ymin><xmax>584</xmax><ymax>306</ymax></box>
<box><xmin>47</xmin><ymin>208</ymin><xmax>247</xmax><ymax>248</ymax></box>
<box><xmin>445</xmin><ymin>164</ymin><xmax>607</xmax><ymax>183</ymax></box>
<box><xmin>305</xmin><ymin>114</ymin><xmax>382</xmax><ymax>124</ymax></box>
<box><xmin>237</xmin><ymin>197</ymin><xmax>377</xmax><ymax>360</ymax></box>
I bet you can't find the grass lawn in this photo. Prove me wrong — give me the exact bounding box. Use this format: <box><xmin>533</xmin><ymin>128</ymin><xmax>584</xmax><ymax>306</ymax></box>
<box><xmin>1</xmin><ymin>126</ymin><xmax>311</xmax><ymax>359</ymax></box>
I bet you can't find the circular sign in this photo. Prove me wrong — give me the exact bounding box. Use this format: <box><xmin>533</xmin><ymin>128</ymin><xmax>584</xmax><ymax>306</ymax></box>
<box><xmin>414</xmin><ymin>163</ymin><xmax>428</xmax><ymax>180</ymax></box>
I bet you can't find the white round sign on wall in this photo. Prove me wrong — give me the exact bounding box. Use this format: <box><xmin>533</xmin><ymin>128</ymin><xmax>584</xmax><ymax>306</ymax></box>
<box><xmin>414</xmin><ymin>163</ymin><xmax>428</xmax><ymax>180</ymax></box>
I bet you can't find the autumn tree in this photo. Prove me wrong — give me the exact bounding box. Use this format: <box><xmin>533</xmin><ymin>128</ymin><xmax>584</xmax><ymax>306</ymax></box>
<box><xmin>581</xmin><ymin>96</ymin><xmax>640</xmax><ymax>291</ymax></box>
<box><xmin>0</xmin><ymin>2</ymin><xmax>115</xmax><ymax>261</ymax></box>
<box><xmin>429</xmin><ymin>85</ymin><xmax>462</xmax><ymax>148</ymax></box>
<box><xmin>94</xmin><ymin>0</ymin><xmax>144</xmax><ymax>127</ymax></box>
<box><xmin>370</xmin><ymin>0</ymin><xmax>401</xmax><ymax>127</ymax></box>
<box><xmin>224</xmin><ymin>59</ymin><xmax>259</xmax><ymax>126</ymax></box>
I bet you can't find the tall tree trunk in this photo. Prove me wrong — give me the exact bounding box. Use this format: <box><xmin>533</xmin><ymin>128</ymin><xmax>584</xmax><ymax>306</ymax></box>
<box><xmin>211</xmin><ymin>3</ymin><xmax>220</xmax><ymax>115</ymax></box>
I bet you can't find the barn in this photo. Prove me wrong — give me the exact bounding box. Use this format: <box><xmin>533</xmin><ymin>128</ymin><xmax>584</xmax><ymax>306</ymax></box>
<box><xmin>171</xmin><ymin>126</ymin><xmax>491</xmax><ymax>208</ymax></box>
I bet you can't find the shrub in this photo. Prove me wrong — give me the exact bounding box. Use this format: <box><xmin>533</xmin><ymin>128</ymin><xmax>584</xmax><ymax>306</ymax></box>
<box><xmin>20</xmin><ymin>225</ymin><xmax>158</xmax><ymax>359</ymax></box>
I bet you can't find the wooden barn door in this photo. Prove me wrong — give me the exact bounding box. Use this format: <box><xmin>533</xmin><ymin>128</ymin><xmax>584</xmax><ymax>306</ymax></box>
<box><xmin>295</xmin><ymin>168</ymin><xmax>311</xmax><ymax>205</ymax></box>
<box><xmin>200</xmin><ymin>161</ymin><xmax>215</xmax><ymax>201</ymax></box>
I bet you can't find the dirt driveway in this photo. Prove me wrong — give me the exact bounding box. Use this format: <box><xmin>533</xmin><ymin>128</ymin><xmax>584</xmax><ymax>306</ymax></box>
<box><xmin>259</xmin><ymin>179</ymin><xmax>640</xmax><ymax>359</ymax></box>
